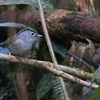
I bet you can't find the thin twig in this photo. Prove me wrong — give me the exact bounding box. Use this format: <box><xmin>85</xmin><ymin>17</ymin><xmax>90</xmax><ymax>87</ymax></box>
<box><xmin>89</xmin><ymin>0</ymin><xmax>95</xmax><ymax>14</ymax></box>
<box><xmin>67</xmin><ymin>51</ymin><xmax>95</xmax><ymax>72</ymax></box>
<box><xmin>78</xmin><ymin>89</ymin><xmax>91</xmax><ymax>100</ymax></box>
<box><xmin>37</xmin><ymin>0</ymin><xmax>69</xmax><ymax>100</ymax></box>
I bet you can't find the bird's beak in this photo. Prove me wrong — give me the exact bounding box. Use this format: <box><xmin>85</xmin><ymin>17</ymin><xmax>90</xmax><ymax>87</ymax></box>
<box><xmin>38</xmin><ymin>34</ymin><xmax>43</xmax><ymax>37</ymax></box>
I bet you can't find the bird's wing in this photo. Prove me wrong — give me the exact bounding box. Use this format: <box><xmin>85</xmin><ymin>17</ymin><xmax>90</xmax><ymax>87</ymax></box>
<box><xmin>0</xmin><ymin>34</ymin><xmax>17</xmax><ymax>47</ymax></box>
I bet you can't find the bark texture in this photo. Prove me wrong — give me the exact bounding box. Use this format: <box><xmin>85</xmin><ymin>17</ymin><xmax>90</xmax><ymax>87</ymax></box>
<box><xmin>0</xmin><ymin>9</ymin><xmax>100</xmax><ymax>43</ymax></box>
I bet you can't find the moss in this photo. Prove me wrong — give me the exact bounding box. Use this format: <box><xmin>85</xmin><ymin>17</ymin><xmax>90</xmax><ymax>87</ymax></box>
<box><xmin>48</xmin><ymin>62</ymin><xmax>51</xmax><ymax>67</ymax></box>
<box><xmin>75</xmin><ymin>68</ymin><xmax>100</xmax><ymax>82</ymax></box>
<box><xmin>52</xmin><ymin>64</ymin><xmax>61</xmax><ymax>71</ymax></box>
<box><xmin>34</xmin><ymin>60</ymin><xmax>43</xmax><ymax>65</ymax></box>
<box><xmin>78</xmin><ymin>69</ymin><xmax>92</xmax><ymax>78</ymax></box>
<box><xmin>75</xmin><ymin>68</ymin><xmax>81</xmax><ymax>71</ymax></box>
<box><xmin>96</xmin><ymin>77</ymin><xmax>100</xmax><ymax>82</ymax></box>
<box><xmin>59</xmin><ymin>71</ymin><xmax>65</xmax><ymax>76</ymax></box>
<box><xmin>73</xmin><ymin>68</ymin><xmax>93</xmax><ymax>79</ymax></box>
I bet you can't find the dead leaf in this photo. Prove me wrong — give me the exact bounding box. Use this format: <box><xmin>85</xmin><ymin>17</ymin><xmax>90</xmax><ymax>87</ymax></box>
<box><xmin>71</xmin><ymin>41</ymin><xmax>76</xmax><ymax>53</ymax></box>
<box><xmin>85</xmin><ymin>38</ymin><xmax>97</xmax><ymax>57</ymax></box>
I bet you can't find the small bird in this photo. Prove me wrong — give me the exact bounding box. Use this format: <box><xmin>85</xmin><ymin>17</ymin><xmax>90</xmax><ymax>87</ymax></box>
<box><xmin>0</xmin><ymin>28</ymin><xmax>42</xmax><ymax>55</ymax></box>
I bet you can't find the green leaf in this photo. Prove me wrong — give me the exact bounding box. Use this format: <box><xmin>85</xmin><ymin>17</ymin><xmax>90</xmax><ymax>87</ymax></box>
<box><xmin>41</xmin><ymin>43</ymin><xmax>52</xmax><ymax>62</ymax></box>
<box><xmin>0</xmin><ymin>0</ymin><xmax>33</xmax><ymax>5</ymax></box>
<box><xmin>0</xmin><ymin>0</ymin><xmax>54</xmax><ymax>10</ymax></box>
<box><xmin>41</xmin><ymin>41</ymin><xmax>71</xmax><ymax>64</ymax></box>
<box><xmin>41</xmin><ymin>43</ymin><xmax>66</xmax><ymax>64</ymax></box>
<box><xmin>36</xmin><ymin>73</ymin><xmax>54</xmax><ymax>100</ymax></box>
<box><xmin>40</xmin><ymin>0</ymin><xmax>54</xmax><ymax>10</ymax></box>
<box><xmin>89</xmin><ymin>87</ymin><xmax>100</xmax><ymax>100</ymax></box>
<box><xmin>33</xmin><ymin>37</ymin><xmax>41</xmax><ymax>50</ymax></box>
<box><xmin>51</xmin><ymin>76</ymin><xmax>71</xmax><ymax>100</ymax></box>
<box><xmin>91</xmin><ymin>66</ymin><xmax>100</xmax><ymax>83</ymax></box>
<box><xmin>52</xmin><ymin>40</ymin><xmax>71</xmax><ymax>58</ymax></box>
<box><xmin>0</xmin><ymin>22</ymin><xmax>27</xmax><ymax>28</ymax></box>
<box><xmin>55</xmin><ymin>53</ymin><xmax>66</xmax><ymax>65</ymax></box>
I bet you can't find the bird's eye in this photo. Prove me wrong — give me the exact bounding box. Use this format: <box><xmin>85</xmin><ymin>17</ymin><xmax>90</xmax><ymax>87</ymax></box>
<box><xmin>30</xmin><ymin>32</ymin><xmax>35</xmax><ymax>36</ymax></box>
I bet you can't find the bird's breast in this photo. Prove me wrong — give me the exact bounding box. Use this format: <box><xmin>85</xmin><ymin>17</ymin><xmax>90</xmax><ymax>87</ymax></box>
<box><xmin>8</xmin><ymin>40</ymin><xmax>33</xmax><ymax>55</ymax></box>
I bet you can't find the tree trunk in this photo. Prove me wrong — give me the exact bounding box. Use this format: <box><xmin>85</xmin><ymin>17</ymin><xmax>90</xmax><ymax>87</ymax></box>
<box><xmin>1</xmin><ymin>9</ymin><xmax>100</xmax><ymax>44</ymax></box>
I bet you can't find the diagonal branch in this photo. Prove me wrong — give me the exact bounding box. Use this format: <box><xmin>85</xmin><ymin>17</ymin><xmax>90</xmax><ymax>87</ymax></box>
<box><xmin>0</xmin><ymin>53</ymin><xmax>98</xmax><ymax>89</ymax></box>
<box><xmin>37</xmin><ymin>0</ymin><xmax>69</xmax><ymax>99</ymax></box>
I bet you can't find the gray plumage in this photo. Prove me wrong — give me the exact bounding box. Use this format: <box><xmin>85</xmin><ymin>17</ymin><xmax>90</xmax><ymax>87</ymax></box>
<box><xmin>0</xmin><ymin>28</ymin><xmax>41</xmax><ymax>55</ymax></box>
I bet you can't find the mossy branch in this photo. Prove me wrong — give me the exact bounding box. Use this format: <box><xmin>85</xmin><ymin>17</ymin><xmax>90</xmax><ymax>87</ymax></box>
<box><xmin>0</xmin><ymin>53</ymin><xmax>98</xmax><ymax>89</ymax></box>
